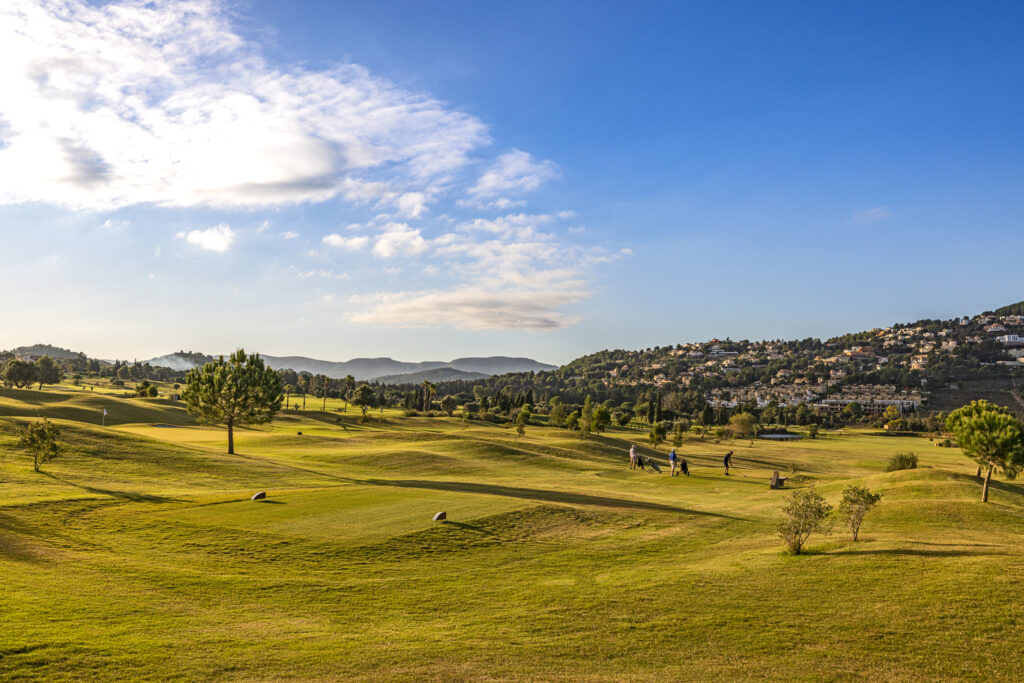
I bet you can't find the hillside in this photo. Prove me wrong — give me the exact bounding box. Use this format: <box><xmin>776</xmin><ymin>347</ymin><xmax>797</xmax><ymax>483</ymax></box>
<box><xmin>4</xmin><ymin>383</ymin><xmax>1024</xmax><ymax>679</ymax></box>
<box><xmin>371</xmin><ymin>367</ymin><xmax>489</xmax><ymax>385</ymax></box>
<box><xmin>6</xmin><ymin>343</ymin><xmax>83</xmax><ymax>360</ymax></box>
<box><xmin>995</xmin><ymin>300</ymin><xmax>1024</xmax><ymax>316</ymax></box>
<box><xmin>423</xmin><ymin>303</ymin><xmax>1024</xmax><ymax>420</ymax></box>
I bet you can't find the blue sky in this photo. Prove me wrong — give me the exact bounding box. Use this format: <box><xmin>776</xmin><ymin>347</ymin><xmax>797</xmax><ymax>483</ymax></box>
<box><xmin>0</xmin><ymin>0</ymin><xmax>1021</xmax><ymax>364</ymax></box>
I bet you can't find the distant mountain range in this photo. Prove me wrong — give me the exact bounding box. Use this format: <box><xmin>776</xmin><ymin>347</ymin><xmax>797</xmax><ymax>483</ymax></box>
<box><xmin>141</xmin><ymin>351</ymin><xmax>555</xmax><ymax>382</ymax></box>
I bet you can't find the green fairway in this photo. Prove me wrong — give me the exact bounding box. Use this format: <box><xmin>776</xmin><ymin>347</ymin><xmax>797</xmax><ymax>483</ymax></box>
<box><xmin>3</xmin><ymin>386</ymin><xmax>1024</xmax><ymax>681</ymax></box>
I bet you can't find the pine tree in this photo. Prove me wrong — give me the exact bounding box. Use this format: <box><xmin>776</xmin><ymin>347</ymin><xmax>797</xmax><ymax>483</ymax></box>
<box><xmin>182</xmin><ymin>350</ymin><xmax>283</xmax><ymax>454</ymax></box>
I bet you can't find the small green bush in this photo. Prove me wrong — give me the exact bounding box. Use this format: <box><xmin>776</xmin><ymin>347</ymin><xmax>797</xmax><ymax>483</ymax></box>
<box><xmin>886</xmin><ymin>451</ymin><xmax>918</xmax><ymax>472</ymax></box>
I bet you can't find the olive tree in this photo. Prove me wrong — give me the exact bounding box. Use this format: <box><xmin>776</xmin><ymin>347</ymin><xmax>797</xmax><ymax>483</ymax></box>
<box><xmin>35</xmin><ymin>356</ymin><xmax>64</xmax><ymax>389</ymax></box>
<box><xmin>838</xmin><ymin>485</ymin><xmax>881</xmax><ymax>541</ymax></box>
<box><xmin>182</xmin><ymin>350</ymin><xmax>283</xmax><ymax>454</ymax></box>
<box><xmin>778</xmin><ymin>487</ymin><xmax>832</xmax><ymax>555</ymax></box>
<box><xmin>18</xmin><ymin>419</ymin><xmax>61</xmax><ymax>472</ymax></box>
<box><xmin>727</xmin><ymin>412</ymin><xmax>756</xmax><ymax>438</ymax></box>
<box><xmin>440</xmin><ymin>395</ymin><xmax>458</xmax><ymax>417</ymax></box>
<box><xmin>351</xmin><ymin>383</ymin><xmax>375</xmax><ymax>422</ymax></box>
<box><xmin>946</xmin><ymin>400</ymin><xmax>1024</xmax><ymax>502</ymax></box>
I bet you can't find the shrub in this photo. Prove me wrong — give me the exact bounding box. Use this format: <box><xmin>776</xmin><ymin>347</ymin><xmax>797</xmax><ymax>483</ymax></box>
<box><xmin>885</xmin><ymin>451</ymin><xmax>918</xmax><ymax>472</ymax></box>
<box><xmin>402</xmin><ymin>409</ymin><xmax>419</xmax><ymax>417</ymax></box>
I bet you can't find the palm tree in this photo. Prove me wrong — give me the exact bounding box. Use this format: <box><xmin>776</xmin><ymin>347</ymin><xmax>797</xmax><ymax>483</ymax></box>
<box><xmin>343</xmin><ymin>375</ymin><xmax>355</xmax><ymax>412</ymax></box>
<box><xmin>421</xmin><ymin>380</ymin><xmax>436</xmax><ymax>412</ymax></box>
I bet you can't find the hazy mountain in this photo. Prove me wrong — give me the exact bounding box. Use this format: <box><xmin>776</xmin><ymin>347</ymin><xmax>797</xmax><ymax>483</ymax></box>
<box><xmin>141</xmin><ymin>352</ymin><xmax>554</xmax><ymax>380</ymax></box>
<box><xmin>371</xmin><ymin>368</ymin><xmax>489</xmax><ymax>385</ymax></box>
<box><xmin>447</xmin><ymin>357</ymin><xmax>556</xmax><ymax>375</ymax></box>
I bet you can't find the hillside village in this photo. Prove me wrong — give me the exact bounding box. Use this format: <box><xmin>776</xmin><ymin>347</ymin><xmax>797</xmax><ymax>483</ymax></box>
<box><xmin>441</xmin><ymin>303</ymin><xmax>1024</xmax><ymax>422</ymax></box>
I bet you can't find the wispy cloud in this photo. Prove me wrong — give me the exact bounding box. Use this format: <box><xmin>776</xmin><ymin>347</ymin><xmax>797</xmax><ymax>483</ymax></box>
<box><xmin>348</xmin><ymin>212</ymin><xmax>616</xmax><ymax>331</ymax></box>
<box><xmin>0</xmin><ymin>0</ymin><xmax>488</xmax><ymax>211</ymax></box>
<box><xmin>461</xmin><ymin>150</ymin><xmax>559</xmax><ymax>208</ymax></box>
<box><xmin>99</xmin><ymin>218</ymin><xmax>130</xmax><ymax>231</ymax></box>
<box><xmin>350</xmin><ymin>284</ymin><xmax>585</xmax><ymax>330</ymax></box>
<box><xmin>177</xmin><ymin>223</ymin><xmax>235</xmax><ymax>252</ymax></box>
<box><xmin>282</xmin><ymin>231</ymin><xmax>300</xmax><ymax>240</ymax></box>
<box><xmin>849</xmin><ymin>207</ymin><xmax>892</xmax><ymax>224</ymax></box>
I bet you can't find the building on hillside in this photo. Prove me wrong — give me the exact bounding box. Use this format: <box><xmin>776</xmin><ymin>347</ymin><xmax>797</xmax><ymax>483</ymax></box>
<box><xmin>985</xmin><ymin>324</ymin><xmax>1008</xmax><ymax>333</ymax></box>
<box><xmin>996</xmin><ymin>334</ymin><xmax>1024</xmax><ymax>347</ymax></box>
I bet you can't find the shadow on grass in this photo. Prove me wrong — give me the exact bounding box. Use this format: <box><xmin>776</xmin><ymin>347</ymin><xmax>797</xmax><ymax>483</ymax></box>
<box><xmin>253</xmin><ymin>499</ymin><xmax>286</xmax><ymax>505</ymax></box>
<box><xmin>439</xmin><ymin>521</ymin><xmax>493</xmax><ymax>535</ymax></box>
<box><xmin>833</xmin><ymin>547</ymin><xmax>1010</xmax><ymax>558</ymax></box>
<box><xmin>363</xmin><ymin>478</ymin><xmax>736</xmax><ymax>518</ymax></box>
<box><xmin>41</xmin><ymin>473</ymin><xmax>182</xmax><ymax>504</ymax></box>
<box><xmin>946</xmin><ymin>472</ymin><xmax>1024</xmax><ymax>497</ymax></box>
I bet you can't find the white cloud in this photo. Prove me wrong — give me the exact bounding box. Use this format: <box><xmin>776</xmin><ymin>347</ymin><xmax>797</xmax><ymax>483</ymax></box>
<box><xmin>372</xmin><ymin>223</ymin><xmax>427</xmax><ymax>258</ymax></box>
<box><xmin>282</xmin><ymin>231</ymin><xmax>300</xmax><ymax>240</ymax></box>
<box><xmin>350</xmin><ymin>284</ymin><xmax>585</xmax><ymax>331</ymax></box>
<box><xmin>396</xmin><ymin>192</ymin><xmax>428</xmax><ymax>218</ymax></box>
<box><xmin>0</xmin><ymin>0</ymin><xmax>488</xmax><ymax>211</ymax></box>
<box><xmin>256</xmin><ymin>221</ymin><xmax>271</xmax><ymax>234</ymax></box>
<box><xmin>348</xmin><ymin>212</ymin><xmax>617</xmax><ymax>331</ymax></box>
<box><xmin>849</xmin><ymin>207</ymin><xmax>892</xmax><ymax>224</ymax></box>
<box><xmin>464</xmin><ymin>150</ymin><xmax>558</xmax><ymax>205</ymax></box>
<box><xmin>323</xmin><ymin>234</ymin><xmax>369</xmax><ymax>250</ymax></box>
<box><xmin>177</xmin><ymin>223</ymin><xmax>235</xmax><ymax>252</ymax></box>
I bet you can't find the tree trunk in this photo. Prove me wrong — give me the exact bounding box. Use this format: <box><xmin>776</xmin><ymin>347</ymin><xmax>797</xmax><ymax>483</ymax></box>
<box><xmin>227</xmin><ymin>418</ymin><xmax>234</xmax><ymax>455</ymax></box>
<box><xmin>982</xmin><ymin>465</ymin><xmax>993</xmax><ymax>502</ymax></box>
<box><xmin>322</xmin><ymin>393</ymin><xmax>327</xmax><ymax>413</ymax></box>
<box><xmin>976</xmin><ymin>465</ymin><xmax>982</xmax><ymax>478</ymax></box>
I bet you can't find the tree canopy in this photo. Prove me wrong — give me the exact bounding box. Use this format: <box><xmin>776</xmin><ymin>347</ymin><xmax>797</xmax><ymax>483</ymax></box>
<box><xmin>182</xmin><ymin>350</ymin><xmax>283</xmax><ymax>454</ymax></box>
<box><xmin>946</xmin><ymin>401</ymin><xmax>1024</xmax><ymax>502</ymax></box>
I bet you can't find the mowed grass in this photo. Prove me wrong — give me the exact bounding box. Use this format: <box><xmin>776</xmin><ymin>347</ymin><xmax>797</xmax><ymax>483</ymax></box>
<box><xmin>2</xmin><ymin>388</ymin><xmax>1024</xmax><ymax>680</ymax></box>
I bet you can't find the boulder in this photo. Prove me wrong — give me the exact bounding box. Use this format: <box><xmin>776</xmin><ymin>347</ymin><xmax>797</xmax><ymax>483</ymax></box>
<box><xmin>251</xmin><ymin>491</ymin><xmax>267</xmax><ymax>501</ymax></box>
<box><xmin>433</xmin><ymin>511</ymin><xmax>447</xmax><ymax>521</ymax></box>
